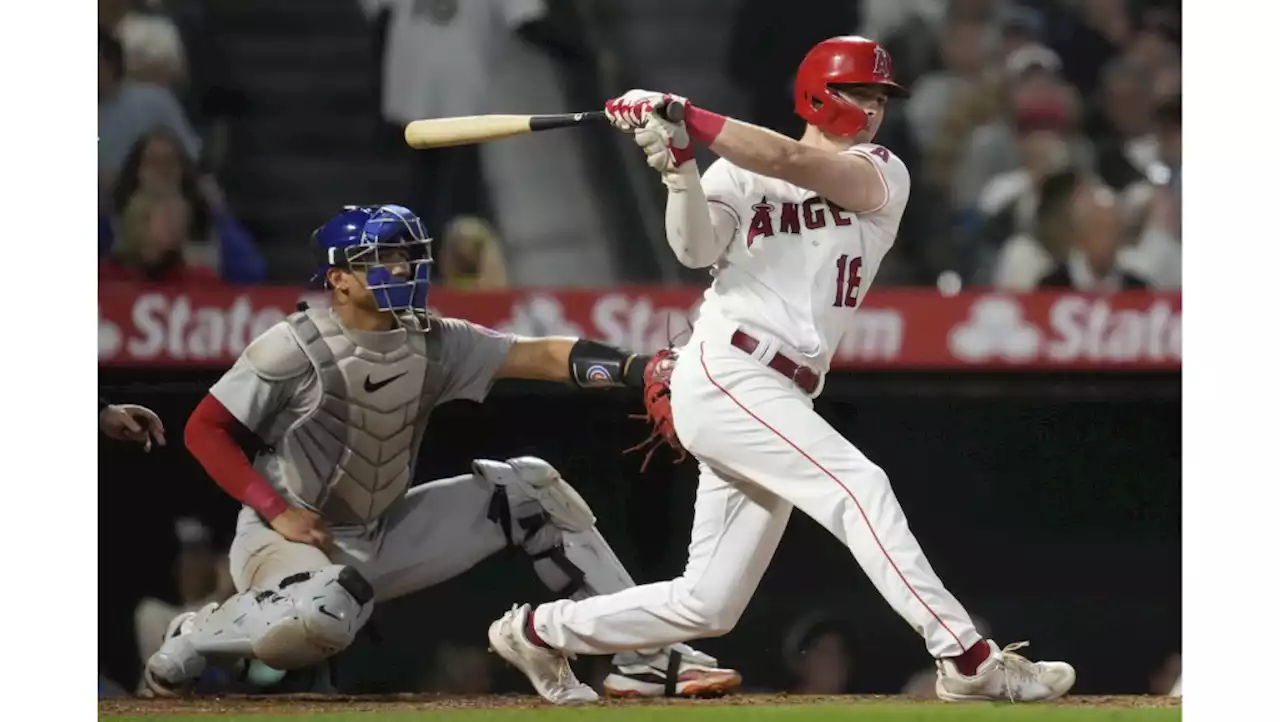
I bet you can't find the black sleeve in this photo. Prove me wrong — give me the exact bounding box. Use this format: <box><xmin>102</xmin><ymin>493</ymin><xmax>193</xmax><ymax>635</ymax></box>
<box><xmin>567</xmin><ymin>340</ymin><xmax>649</xmax><ymax>390</ymax></box>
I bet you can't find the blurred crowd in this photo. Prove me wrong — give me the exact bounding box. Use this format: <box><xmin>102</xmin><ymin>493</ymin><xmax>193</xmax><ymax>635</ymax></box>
<box><xmin>730</xmin><ymin>0</ymin><xmax>1180</xmax><ymax>291</ymax></box>
<box><xmin>98</xmin><ymin>0</ymin><xmax>1178</xmax><ymax>292</ymax></box>
<box><xmin>98</xmin><ymin>0</ymin><xmax>264</xmax><ymax>286</ymax></box>
<box><xmin>97</xmin><ymin>0</ymin><xmax>511</xmax><ymax>290</ymax></box>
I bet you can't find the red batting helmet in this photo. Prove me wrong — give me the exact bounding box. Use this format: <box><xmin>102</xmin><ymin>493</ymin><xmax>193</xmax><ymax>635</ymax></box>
<box><xmin>794</xmin><ymin>36</ymin><xmax>909</xmax><ymax>137</ymax></box>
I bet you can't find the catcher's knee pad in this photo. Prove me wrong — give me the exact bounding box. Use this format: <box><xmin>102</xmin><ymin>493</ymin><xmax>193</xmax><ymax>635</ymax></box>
<box><xmin>252</xmin><ymin>565</ymin><xmax>374</xmax><ymax>670</ymax></box>
<box><xmin>474</xmin><ymin>457</ymin><xmax>635</xmax><ymax>597</ymax></box>
<box><xmin>474</xmin><ymin>456</ymin><xmax>596</xmax><ymax>534</ymax></box>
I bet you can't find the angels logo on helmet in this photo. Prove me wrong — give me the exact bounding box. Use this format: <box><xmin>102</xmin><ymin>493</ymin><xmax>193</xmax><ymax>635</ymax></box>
<box><xmin>872</xmin><ymin>46</ymin><xmax>892</xmax><ymax>80</ymax></box>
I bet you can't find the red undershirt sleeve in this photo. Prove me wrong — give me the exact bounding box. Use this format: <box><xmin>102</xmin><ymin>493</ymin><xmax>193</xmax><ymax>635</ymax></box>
<box><xmin>185</xmin><ymin>394</ymin><xmax>289</xmax><ymax>521</ymax></box>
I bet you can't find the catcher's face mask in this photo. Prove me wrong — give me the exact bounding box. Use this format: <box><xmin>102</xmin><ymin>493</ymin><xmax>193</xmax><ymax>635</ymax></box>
<box><xmin>340</xmin><ymin>239</ymin><xmax>433</xmax><ymax>317</ymax></box>
<box><xmin>313</xmin><ymin>205</ymin><xmax>434</xmax><ymax>322</ymax></box>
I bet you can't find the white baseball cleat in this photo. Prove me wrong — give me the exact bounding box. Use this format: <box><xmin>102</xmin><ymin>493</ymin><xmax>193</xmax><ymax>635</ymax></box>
<box><xmin>487</xmin><ymin>604</ymin><xmax>599</xmax><ymax>704</ymax></box>
<box><xmin>604</xmin><ymin>644</ymin><xmax>743</xmax><ymax>698</ymax></box>
<box><xmin>935</xmin><ymin>640</ymin><xmax>1076</xmax><ymax>702</ymax></box>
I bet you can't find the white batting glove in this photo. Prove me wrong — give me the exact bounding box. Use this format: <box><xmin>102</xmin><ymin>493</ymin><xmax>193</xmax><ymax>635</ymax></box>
<box><xmin>604</xmin><ymin>89</ymin><xmax>683</xmax><ymax>132</ymax></box>
<box><xmin>635</xmin><ymin>112</ymin><xmax>695</xmax><ymax>183</ymax></box>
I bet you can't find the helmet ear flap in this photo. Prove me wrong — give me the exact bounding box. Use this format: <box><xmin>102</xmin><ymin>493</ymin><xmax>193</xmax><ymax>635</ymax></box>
<box><xmin>795</xmin><ymin>83</ymin><xmax>868</xmax><ymax>137</ymax></box>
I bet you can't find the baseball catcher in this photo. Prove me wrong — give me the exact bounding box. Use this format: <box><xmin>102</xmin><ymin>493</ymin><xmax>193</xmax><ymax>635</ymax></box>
<box><xmin>142</xmin><ymin>205</ymin><xmax>741</xmax><ymax>702</ymax></box>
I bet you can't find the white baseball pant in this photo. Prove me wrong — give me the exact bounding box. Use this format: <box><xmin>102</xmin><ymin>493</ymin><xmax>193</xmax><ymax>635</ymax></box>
<box><xmin>533</xmin><ymin>325</ymin><xmax>984</xmax><ymax>659</ymax></box>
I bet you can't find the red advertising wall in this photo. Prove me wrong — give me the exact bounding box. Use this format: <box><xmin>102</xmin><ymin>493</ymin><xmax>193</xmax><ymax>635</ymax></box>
<box><xmin>98</xmin><ymin>282</ymin><xmax>1181</xmax><ymax>370</ymax></box>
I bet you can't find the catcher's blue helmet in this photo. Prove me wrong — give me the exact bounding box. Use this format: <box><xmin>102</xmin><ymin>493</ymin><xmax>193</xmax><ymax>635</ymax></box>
<box><xmin>310</xmin><ymin>205</ymin><xmax>433</xmax><ymax>320</ymax></box>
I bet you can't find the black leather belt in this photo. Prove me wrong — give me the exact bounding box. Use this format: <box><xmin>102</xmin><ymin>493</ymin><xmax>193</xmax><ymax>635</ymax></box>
<box><xmin>730</xmin><ymin>330</ymin><xmax>820</xmax><ymax>395</ymax></box>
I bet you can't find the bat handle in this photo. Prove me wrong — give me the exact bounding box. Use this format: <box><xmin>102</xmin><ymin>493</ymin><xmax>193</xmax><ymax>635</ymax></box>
<box><xmin>655</xmin><ymin>98</ymin><xmax>686</xmax><ymax>123</ymax></box>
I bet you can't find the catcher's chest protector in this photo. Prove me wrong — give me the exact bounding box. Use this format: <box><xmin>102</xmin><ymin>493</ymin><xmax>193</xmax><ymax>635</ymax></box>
<box><xmin>279</xmin><ymin>309</ymin><xmax>444</xmax><ymax>526</ymax></box>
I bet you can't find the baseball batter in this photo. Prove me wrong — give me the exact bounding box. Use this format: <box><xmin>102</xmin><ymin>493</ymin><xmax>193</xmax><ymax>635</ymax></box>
<box><xmin>489</xmin><ymin>37</ymin><xmax>1077</xmax><ymax>703</ymax></box>
<box><xmin>142</xmin><ymin>204</ymin><xmax>741</xmax><ymax>703</ymax></box>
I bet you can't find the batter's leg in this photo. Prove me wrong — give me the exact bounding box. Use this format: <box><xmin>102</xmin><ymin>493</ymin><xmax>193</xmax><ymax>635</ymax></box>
<box><xmin>367</xmin><ymin>458</ymin><xmax>746</xmax><ymax>698</ymax></box>
<box><xmin>672</xmin><ymin>342</ymin><xmax>1074</xmax><ymax>701</ymax></box>
<box><xmin>495</xmin><ymin>460</ymin><xmax>792</xmax><ymax>655</ymax></box>
<box><xmin>675</xmin><ymin>341</ymin><xmax>981</xmax><ymax>658</ymax></box>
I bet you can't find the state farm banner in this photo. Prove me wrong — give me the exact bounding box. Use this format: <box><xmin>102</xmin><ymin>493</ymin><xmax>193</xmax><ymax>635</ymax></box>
<box><xmin>97</xmin><ymin>283</ymin><xmax>1180</xmax><ymax>371</ymax></box>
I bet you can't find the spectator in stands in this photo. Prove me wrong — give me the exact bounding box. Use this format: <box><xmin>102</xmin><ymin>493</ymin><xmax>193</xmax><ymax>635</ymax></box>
<box><xmin>905</xmin><ymin>15</ymin><xmax>993</xmax><ymax>154</ymax></box>
<box><xmin>112</xmin><ymin>0</ymin><xmax>245</xmax><ymax>170</ymax></box>
<box><xmin>99</xmin><ymin>26</ymin><xmax>201</xmax><ymax>196</ymax></box>
<box><xmin>997</xmin><ymin>4</ymin><xmax>1046</xmax><ymax>59</ymax></box>
<box><xmin>782</xmin><ymin>611</ymin><xmax>855</xmax><ymax>695</ymax></box>
<box><xmin>1053</xmin><ymin>0</ymin><xmax>1133</xmax><ymax>99</ymax></box>
<box><xmin>105</xmin><ymin>130</ymin><xmax>265</xmax><ymax>284</ymax></box>
<box><xmin>1124</xmin><ymin>16</ymin><xmax>1179</xmax><ymax>81</ymax></box>
<box><xmin>439</xmin><ymin>216</ymin><xmax>509</xmax><ymax>289</ymax></box>
<box><xmin>857</xmin><ymin>0</ymin><xmax>955</xmax><ymax>89</ymax></box>
<box><xmin>1036</xmin><ymin>181</ymin><xmax>1150</xmax><ymax>291</ymax></box>
<box><xmin>369</xmin><ymin>0</ymin><xmax>585</xmax><ymax>237</ymax></box>
<box><xmin>949</xmin><ymin>43</ymin><xmax>1091</xmax><ymax>212</ymax></box>
<box><xmin>1124</xmin><ymin>95</ymin><xmax>1180</xmax><ymax>289</ymax></box>
<box><xmin>106</xmin><ymin>0</ymin><xmax>189</xmax><ymax>92</ymax></box>
<box><xmin>99</xmin><ymin>191</ymin><xmax>220</xmax><ymax>285</ymax></box>
<box><xmin>1088</xmin><ymin>57</ymin><xmax>1159</xmax><ymax>195</ymax></box>
<box><xmin>858</xmin><ymin>0</ymin><xmax>949</xmax><ymax>48</ymax></box>
<box><xmin>973</xmin><ymin>98</ymin><xmax>1074</xmax><ymax>262</ymax></box>
<box><xmin>990</xmin><ymin>169</ymin><xmax>1080</xmax><ymax>290</ymax></box>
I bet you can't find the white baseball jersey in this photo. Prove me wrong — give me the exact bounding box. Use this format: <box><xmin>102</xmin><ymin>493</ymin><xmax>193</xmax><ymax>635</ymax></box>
<box><xmin>695</xmin><ymin>144</ymin><xmax>910</xmax><ymax>372</ymax></box>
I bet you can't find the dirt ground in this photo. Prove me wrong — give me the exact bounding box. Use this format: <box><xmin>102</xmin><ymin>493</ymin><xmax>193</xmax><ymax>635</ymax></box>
<box><xmin>100</xmin><ymin>693</ymin><xmax>1183</xmax><ymax>716</ymax></box>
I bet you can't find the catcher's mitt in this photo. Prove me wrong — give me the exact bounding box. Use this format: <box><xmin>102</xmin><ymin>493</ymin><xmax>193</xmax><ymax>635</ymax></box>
<box><xmin>624</xmin><ymin>349</ymin><xmax>687</xmax><ymax>471</ymax></box>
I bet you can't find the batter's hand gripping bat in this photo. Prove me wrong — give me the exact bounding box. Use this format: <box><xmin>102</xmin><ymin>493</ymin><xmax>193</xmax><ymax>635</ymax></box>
<box><xmin>403</xmin><ymin>99</ymin><xmax>686</xmax><ymax>149</ymax></box>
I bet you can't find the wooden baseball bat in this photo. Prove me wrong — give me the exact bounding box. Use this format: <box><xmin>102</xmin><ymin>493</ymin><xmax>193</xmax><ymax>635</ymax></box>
<box><xmin>403</xmin><ymin>100</ymin><xmax>685</xmax><ymax>149</ymax></box>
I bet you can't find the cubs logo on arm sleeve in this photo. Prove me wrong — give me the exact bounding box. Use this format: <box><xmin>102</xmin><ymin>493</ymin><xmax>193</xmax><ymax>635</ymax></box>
<box><xmin>209</xmin><ymin>322</ymin><xmax>311</xmax><ymax>434</ymax></box>
<box><xmin>434</xmin><ymin>317</ymin><xmax>520</xmax><ymax>404</ymax></box>
<box><xmin>844</xmin><ymin>143</ymin><xmax>911</xmax><ymax>219</ymax></box>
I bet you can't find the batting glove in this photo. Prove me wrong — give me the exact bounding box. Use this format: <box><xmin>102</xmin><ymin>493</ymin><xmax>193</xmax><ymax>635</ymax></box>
<box><xmin>636</xmin><ymin>111</ymin><xmax>695</xmax><ymax>183</ymax></box>
<box><xmin>604</xmin><ymin>89</ymin><xmax>684</xmax><ymax>131</ymax></box>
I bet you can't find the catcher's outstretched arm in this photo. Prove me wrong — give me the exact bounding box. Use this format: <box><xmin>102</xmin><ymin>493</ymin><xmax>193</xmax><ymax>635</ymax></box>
<box><xmin>496</xmin><ymin>338</ymin><xmax>648</xmax><ymax>389</ymax></box>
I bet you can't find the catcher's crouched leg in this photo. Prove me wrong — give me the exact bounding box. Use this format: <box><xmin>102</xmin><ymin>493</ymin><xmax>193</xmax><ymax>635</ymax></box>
<box><xmin>474</xmin><ymin>456</ymin><xmax>634</xmax><ymax>597</ymax></box>
<box><xmin>144</xmin><ymin>565</ymin><xmax>374</xmax><ymax>696</ymax></box>
<box><xmin>476</xmin><ymin>455</ymin><xmax>741</xmax><ymax>698</ymax></box>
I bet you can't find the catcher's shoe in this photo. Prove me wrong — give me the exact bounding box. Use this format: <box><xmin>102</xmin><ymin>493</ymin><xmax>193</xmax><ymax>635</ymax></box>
<box><xmin>487</xmin><ymin>604</ymin><xmax>599</xmax><ymax>704</ymax></box>
<box><xmin>603</xmin><ymin>644</ymin><xmax>743</xmax><ymax>698</ymax></box>
<box><xmin>142</xmin><ymin>605</ymin><xmax>210</xmax><ymax>698</ymax></box>
<box><xmin>936</xmin><ymin>641</ymin><xmax>1076</xmax><ymax>702</ymax></box>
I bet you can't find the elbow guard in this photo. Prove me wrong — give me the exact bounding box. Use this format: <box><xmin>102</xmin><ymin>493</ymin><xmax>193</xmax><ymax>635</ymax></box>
<box><xmin>568</xmin><ymin>340</ymin><xmax>648</xmax><ymax>390</ymax></box>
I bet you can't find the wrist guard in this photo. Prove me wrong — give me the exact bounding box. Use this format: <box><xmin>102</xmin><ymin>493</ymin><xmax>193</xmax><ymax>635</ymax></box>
<box><xmin>569</xmin><ymin>340</ymin><xmax>648</xmax><ymax>390</ymax></box>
